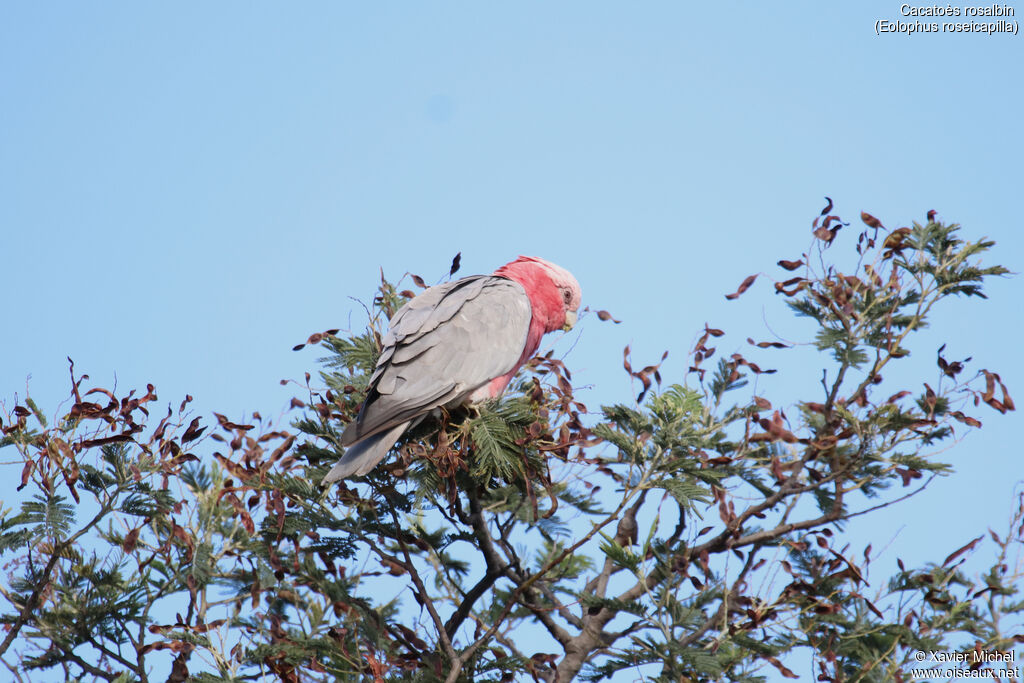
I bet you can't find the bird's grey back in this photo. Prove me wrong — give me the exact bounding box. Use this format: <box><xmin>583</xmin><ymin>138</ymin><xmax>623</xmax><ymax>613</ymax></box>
<box><xmin>342</xmin><ymin>275</ymin><xmax>531</xmax><ymax>445</ymax></box>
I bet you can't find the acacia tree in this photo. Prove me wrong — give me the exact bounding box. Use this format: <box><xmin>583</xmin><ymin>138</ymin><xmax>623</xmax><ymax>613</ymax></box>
<box><xmin>0</xmin><ymin>204</ymin><xmax>1019</xmax><ymax>682</ymax></box>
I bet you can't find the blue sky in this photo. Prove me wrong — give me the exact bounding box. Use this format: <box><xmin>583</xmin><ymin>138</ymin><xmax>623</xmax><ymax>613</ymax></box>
<box><xmin>2</xmin><ymin>2</ymin><xmax>1022</xmax><ymax>677</ymax></box>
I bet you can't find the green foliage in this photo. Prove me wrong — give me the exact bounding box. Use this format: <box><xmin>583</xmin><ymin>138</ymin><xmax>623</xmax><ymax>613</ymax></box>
<box><xmin>0</xmin><ymin>207</ymin><xmax>1018</xmax><ymax>682</ymax></box>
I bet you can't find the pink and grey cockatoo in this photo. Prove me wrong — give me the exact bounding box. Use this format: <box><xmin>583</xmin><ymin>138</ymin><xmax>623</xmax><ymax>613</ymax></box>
<box><xmin>322</xmin><ymin>256</ymin><xmax>582</xmax><ymax>483</ymax></box>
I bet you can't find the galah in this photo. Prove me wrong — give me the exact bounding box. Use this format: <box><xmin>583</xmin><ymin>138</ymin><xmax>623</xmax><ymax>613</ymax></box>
<box><xmin>322</xmin><ymin>256</ymin><xmax>582</xmax><ymax>483</ymax></box>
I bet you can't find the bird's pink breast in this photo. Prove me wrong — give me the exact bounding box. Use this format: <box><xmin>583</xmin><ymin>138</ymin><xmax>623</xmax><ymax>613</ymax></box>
<box><xmin>467</xmin><ymin>323</ymin><xmax>545</xmax><ymax>402</ymax></box>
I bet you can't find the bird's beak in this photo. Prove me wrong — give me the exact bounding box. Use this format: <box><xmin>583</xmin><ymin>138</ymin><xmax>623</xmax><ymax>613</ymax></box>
<box><xmin>563</xmin><ymin>309</ymin><xmax>577</xmax><ymax>331</ymax></box>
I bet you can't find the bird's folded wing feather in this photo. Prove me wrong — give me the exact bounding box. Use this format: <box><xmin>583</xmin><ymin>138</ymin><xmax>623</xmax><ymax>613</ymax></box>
<box><xmin>341</xmin><ymin>275</ymin><xmax>531</xmax><ymax>445</ymax></box>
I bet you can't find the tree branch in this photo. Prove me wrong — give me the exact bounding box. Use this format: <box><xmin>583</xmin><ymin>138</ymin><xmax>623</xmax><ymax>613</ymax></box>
<box><xmin>443</xmin><ymin>487</ymin><xmax>510</xmax><ymax>639</ymax></box>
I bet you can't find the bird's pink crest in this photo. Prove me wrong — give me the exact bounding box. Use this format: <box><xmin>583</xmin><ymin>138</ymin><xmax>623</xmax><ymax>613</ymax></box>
<box><xmin>493</xmin><ymin>256</ymin><xmax>582</xmax><ymax>326</ymax></box>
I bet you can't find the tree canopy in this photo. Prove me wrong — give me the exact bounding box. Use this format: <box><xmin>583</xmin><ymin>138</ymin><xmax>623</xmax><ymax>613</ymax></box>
<box><xmin>0</xmin><ymin>204</ymin><xmax>1019</xmax><ymax>682</ymax></box>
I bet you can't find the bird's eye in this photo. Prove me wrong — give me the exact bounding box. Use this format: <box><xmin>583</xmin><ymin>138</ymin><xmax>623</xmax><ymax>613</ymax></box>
<box><xmin>562</xmin><ymin>289</ymin><xmax>572</xmax><ymax>305</ymax></box>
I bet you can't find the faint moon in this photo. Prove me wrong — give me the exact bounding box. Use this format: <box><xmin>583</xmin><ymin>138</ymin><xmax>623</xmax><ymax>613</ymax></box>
<box><xmin>425</xmin><ymin>94</ymin><xmax>455</xmax><ymax>124</ymax></box>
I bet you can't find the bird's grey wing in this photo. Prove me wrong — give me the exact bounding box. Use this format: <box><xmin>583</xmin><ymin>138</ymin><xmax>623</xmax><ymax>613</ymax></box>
<box><xmin>342</xmin><ymin>275</ymin><xmax>531</xmax><ymax>445</ymax></box>
<box><xmin>367</xmin><ymin>276</ymin><xmax>491</xmax><ymax>387</ymax></box>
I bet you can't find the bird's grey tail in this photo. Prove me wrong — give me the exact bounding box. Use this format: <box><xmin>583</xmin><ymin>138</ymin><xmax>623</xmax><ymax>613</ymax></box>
<box><xmin>321</xmin><ymin>420</ymin><xmax>412</xmax><ymax>484</ymax></box>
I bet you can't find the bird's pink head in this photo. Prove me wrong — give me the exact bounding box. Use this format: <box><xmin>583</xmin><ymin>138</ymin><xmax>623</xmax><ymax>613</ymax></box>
<box><xmin>493</xmin><ymin>256</ymin><xmax>582</xmax><ymax>334</ymax></box>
